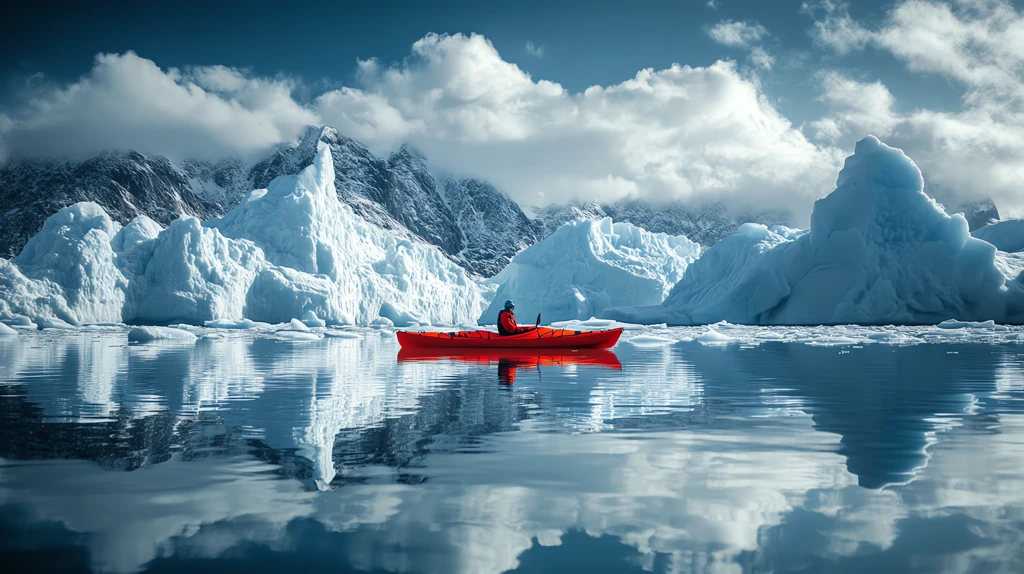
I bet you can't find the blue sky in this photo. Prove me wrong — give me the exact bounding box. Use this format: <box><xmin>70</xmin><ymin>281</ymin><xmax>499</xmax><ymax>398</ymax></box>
<box><xmin>1</xmin><ymin>0</ymin><xmax>1021</xmax><ymax>217</ymax></box>
<box><xmin>1</xmin><ymin>0</ymin><xmax>957</xmax><ymax>121</ymax></box>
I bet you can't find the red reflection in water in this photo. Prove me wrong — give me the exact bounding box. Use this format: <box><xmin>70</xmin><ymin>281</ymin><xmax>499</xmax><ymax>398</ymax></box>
<box><xmin>397</xmin><ymin>348</ymin><xmax>622</xmax><ymax>385</ymax></box>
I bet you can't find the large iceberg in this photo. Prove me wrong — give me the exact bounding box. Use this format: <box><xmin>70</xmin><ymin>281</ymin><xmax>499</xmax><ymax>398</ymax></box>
<box><xmin>0</xmin><ymin>144</ymin><xmax>485</xmax><ymax>327</ymax></box>
<box><xmin>973</xmin><ymin>219</ymin><xmax>1024</xmax><ymax>253</ymax></box>
<box><xmin>480</xmin><ymin>218</ymin><xmax>699</xmax><ymax>323</ymax></box>
<box><xmin>606</xmin><ymin>136</ymin><xmax>1024</xmax><ymax>325</ymax></box>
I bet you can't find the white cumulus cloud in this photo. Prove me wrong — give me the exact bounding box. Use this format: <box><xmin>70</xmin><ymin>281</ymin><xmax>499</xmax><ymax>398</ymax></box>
<box><xmin>808</xmin><ymin>0</ymin><xmax>1024</xmax><ymax>214</ymax></box>
<box><xmin>1</xmin><ymin>34</ymin><xmax>846</xmax><ymax>219</ymax></box>
<box><xmin>0</xmin><ymin>52</ymin><xmax>317</xmax><ymax>162</ymax></box>
<box><xmin>707</xmin><ymin>19</ymin><xmax>769</xmax><ymax>47</ymax></box>
<box><xmin>315</xmin><ymin>33</ymin><xmax>842</xmax><ymax>216</ymax></box>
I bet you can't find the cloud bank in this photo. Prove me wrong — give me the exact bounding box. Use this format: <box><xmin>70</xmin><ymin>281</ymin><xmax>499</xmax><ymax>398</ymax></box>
<box><xmin>0</xmin><ymin>33</ymin><xmax>842</xmax><ymax>217</ymax></box>
<box><xmin>807</xmin><ymin>0</ymin><xmax>1024</xmax><ymax>213</ymax></box>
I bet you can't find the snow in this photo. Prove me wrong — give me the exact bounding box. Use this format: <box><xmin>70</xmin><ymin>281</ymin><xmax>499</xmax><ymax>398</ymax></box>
<box><xmin>127</xmin><ymin>326</ymin><xmax>198</xmax><ymax>343</ymax></box>
<box><xmin>0</xmin><ymin>144</ymin><xmax>485</xmax><ymax>327</ymax></box>
<box><xmin>480</xmin><ymin>218</ymin><xmax>700</xmax><ymax>324</ymax></box>
<box><xmin>0</xmin><ymin>322</ymin><xmax>17</xmax><ymax>336</ymax></box>
<box><xmin>973</xmin><ymin>219</ymin><xmax>1024</xmax><ymax>253</ymax></box>
<box><xmin>606</xmin><ymin>136</ymin><xmax>1024</xmax><ymax>326</ymax></box>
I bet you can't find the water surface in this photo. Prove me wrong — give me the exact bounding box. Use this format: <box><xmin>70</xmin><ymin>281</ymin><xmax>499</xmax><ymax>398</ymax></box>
<box><xmin>1</xmin><ymin>328</ymin><xmax>1023</xmax><ymax>573</ymax></box>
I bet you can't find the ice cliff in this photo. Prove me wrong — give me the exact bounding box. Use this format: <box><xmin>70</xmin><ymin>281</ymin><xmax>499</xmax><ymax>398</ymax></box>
<box><xmin>0</xmin><ymin>144</ymin><xmax>485</xmax><ymax>327</ymax></box>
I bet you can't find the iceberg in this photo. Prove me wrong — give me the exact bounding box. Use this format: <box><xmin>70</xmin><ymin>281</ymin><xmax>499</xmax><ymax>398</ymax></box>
<box><xmin>127</xmin><ymin>326</ymin><xmax>198</xmax><ymax>343</ymax></box>
<box><xmin>606</xmin><ymin>136</ymin><xmax>1024</xmax><ymax>325</ymax></box>
<box><xmin>480</xmin><ymin>218</ymin><xmax>700</xmax><ymax>323</ymax></box>
<box><xmin>0</xmin><ymin>144</ymin><xmax>485</xmax><ymax>327</ymax></box>
<box><xmin>973</xmin><ymin>219</ymin><xmax>1024</xmax><ymax>253</ymax></box>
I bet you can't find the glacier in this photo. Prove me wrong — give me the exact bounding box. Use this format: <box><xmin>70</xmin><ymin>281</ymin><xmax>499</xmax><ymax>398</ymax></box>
<box><xmin>0</xmin><ymin>143</ymin><xmax>485</xmax><ymax>327</ymax></box>
<box><xmin>480</xmin><ymin>218</ymin><xmax>700</xmax><ymax>324</ymax></box>
<box><xmin>606</xmin><ymin>136</ymin><xmax>1024</xmax><ymax>326</ymax></box>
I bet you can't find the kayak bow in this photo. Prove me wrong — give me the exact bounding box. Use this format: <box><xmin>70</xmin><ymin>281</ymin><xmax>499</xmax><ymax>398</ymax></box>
<box><xmin>396</xmin><ymin>327</ymin><xmax>622</xmax><ymax>349</ymax></box>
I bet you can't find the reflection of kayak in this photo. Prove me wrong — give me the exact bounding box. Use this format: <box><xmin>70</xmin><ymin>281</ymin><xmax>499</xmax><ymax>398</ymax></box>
<box><xmin>397</xmin><ymin>348</ymin><xmax>623</xmax><ymax>370</ymax></box>
<box><xmin>396</xmin><ymin>327</ymin><xmax>623</xmax><ymax>349</ymax></box>
<box><xmin>397</xmin><ymin>347</ymin><xmax>622</xmax><ymax>384</ymax></box>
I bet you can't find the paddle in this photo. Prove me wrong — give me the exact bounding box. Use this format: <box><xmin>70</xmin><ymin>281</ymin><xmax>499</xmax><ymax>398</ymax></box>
<box><xmin>535</xmin><ymin>313</ymin><xmax>541</xmax><ymax>326</ymax></box>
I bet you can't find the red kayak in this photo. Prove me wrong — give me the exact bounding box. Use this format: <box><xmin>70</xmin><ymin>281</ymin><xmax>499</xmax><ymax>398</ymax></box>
<box><xmin>397</xmin><ymin>327</ymin><xmax>623</xmax><ymax>349</ymax></box>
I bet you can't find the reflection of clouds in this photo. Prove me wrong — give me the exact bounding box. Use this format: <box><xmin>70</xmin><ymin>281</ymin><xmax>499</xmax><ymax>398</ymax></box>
<box><xmin>0</xmin><ymin>457</ymin><xmax>314</xmax><ymax>573</ymax></box>
<box><xmin>309</xmin><ymin>418</ymin><xmax>852</xmax><ymax>574</ymax></box>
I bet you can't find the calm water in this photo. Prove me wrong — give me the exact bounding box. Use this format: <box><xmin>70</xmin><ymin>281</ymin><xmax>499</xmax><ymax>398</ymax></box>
<box><xmin>1</xmin><ymin>329</ymin><xmax>1023</xmax><ymax>573</ymax></box>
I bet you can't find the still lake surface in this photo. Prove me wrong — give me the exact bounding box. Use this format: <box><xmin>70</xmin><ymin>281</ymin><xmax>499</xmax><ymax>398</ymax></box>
<box><xmin>1</xmin><ymin>327</ymin><xmax>1023</xmax><ymax>573</ymax></box>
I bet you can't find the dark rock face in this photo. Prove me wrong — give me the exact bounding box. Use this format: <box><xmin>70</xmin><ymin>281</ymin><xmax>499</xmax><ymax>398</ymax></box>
<box><xmin>442</xmin><ymin>177</ymin><xmax>543</xmax><ymax>277</ymax></box>
<box><xmin>0</xmin><ymin>151</ymin><xmax>219</xmax><ymax>258</ymax></box>
<box><xmin>250</xmin><ymin>127</ymin><xmax>464</xmax><ymax>254</ymax></box>
<box><xmin>953</xmin><ymin>198</ymin><xmax>1000</xmax><ymax>231</ymax></box>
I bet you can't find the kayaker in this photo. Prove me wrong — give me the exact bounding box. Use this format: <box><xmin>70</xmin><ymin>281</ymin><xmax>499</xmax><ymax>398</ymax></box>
<box><xmin>497</xmin><ymin>300</ymin><xmax>537</xmax><ymax>336</ymax></box>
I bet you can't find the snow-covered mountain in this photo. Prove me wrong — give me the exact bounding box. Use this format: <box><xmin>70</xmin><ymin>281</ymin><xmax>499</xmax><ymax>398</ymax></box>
<box><xmin>0</xmin><ymin>151</ymin><xmax>223</xmax><ymax>258</ymax></box>
<box><xmin>441</xmin><ymin>177</ymin><xmax>543</xmax><ymax>277</ymax></box>
<box><xmin>532</xmin><ymin>199</ymin><xmax>791</xmax><ymax>248</ymax></box>
<box><xmin>952</xmin><ymin>198</ymin><xmax>999</xmax><ymax>231</ymax></box>
<box><xmin>0</xmin><ymin>125</ymin><xmax>539</xmax><ymax>277</ymax></box>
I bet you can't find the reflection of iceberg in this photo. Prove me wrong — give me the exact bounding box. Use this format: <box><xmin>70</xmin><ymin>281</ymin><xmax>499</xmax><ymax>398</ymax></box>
<box><xmin>680</xmin><ymin>341</ymin><xmax>999</xmax><ymax>488</ymax></box>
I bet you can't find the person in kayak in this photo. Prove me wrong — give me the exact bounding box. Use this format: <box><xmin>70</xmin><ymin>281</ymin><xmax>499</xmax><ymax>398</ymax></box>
<box><xmin>497</xmin><ymin>300</ymin><xmax>538</xmax><ymax>336</ymax></box>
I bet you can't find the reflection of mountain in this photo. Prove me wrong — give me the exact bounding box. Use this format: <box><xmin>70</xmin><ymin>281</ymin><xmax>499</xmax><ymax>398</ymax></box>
<box><xmin>676</xmin><ymin>341</ymin><xmax>1000</xmax><ymax>489</ymax></box>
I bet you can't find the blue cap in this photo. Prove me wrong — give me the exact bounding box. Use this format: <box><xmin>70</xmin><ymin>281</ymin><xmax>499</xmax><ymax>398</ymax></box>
<box><xmin>504</xmin><ymin>300</ymin><xmax>515</xmax><ymax>310</ymax></box>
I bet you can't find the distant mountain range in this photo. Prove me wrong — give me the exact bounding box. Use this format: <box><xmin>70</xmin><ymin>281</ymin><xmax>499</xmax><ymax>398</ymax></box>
<box><xmin>0</xmin><ymin>125</ymin><xmax>1000</xmax><ymax>277</ymax></box>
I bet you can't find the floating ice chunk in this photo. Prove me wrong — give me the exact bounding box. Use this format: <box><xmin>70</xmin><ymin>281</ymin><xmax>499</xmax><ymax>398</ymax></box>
<box><xmin>301</xmin><ymin>310</ymin><xmax>326</xmax><ymax>328</ymax></box>
<box><xmin>0</xmin><ymin>323</ymin><xmax>17</xmax><ymax>336</ymax></box>
<box><xmin>697</xmin><ymin>329</ymin><xmax>734</xmax><ymax>345</ymax></box>
<box><xmin>324</xmin><ymin>330</ymin><xmax>361</xmax><ymax>339</ymax></box>
<box><xmin>127</xmin><ymin>326</ymin><xmax>198</xmax><ymax>343</ymax></box>
<box><xmin>36</xmin><ymin>317</ymin><xmax>76</xmax><ymax>330</ymax></box>
<box><xmin>370</xmin><ymin>316</ymin><xmax>395</xmax><ymax>328</ymax></box>
<box><xmin>271</xmin><ymin>331</ymin><xmax>322</xmax><ymax>341</ymax></box>
<box><xmin>937</xmin><ymin>319</ymin><xmax>1006</xmax><ymax>330</ymax></box>
<box><xmin>626</xmin><ymin>334</ymin><xmax>675</xmax><ymax>346</ymax></box>
<box><xmin>804</xmin><ymin>336</ymin><xmax>859</xmax><ymax>347</ymax></box>
<box><xmin>482</xmin><ymin>218</ymin><xmax>699</xmax><ymax>323</ymax></box>
<box><xmin>203</xmin><ymin>318</ymin><xmax>267</xmax><ymax>329</ymax></box>
<box><xmin>285</xmin><ymin>318</ymin><xmax>310</xmax><ymax>332</ymax></box>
